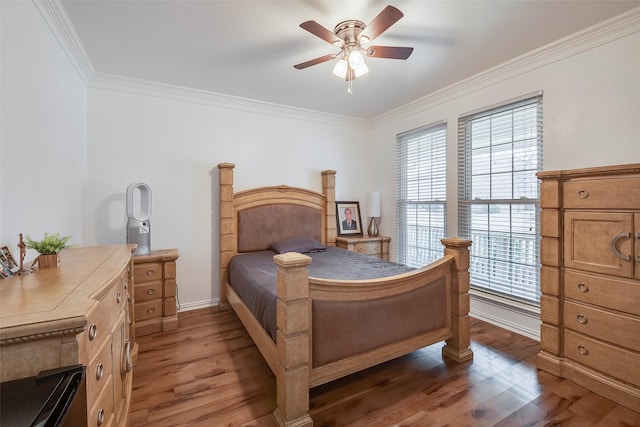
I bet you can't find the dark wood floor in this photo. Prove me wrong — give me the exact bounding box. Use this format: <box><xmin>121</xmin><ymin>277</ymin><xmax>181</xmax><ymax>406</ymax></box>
<box><xmin>130</xmin><ymin>308</ymin><xmax>640</xmax><ymax>426</ymax></box>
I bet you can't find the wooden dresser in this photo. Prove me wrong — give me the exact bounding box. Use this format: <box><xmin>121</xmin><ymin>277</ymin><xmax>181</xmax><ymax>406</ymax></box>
<box><xmin>537</xmin><ymin>163</ymin><xmax>640</xmax><ymax>412</ymax></box>
<box><xmin>133</xmin><ymin>249</ymin><xmax>179</xmax><ymax>336</ymax></box>
<box><xmin>336</xmin><ymin>235</ymin><xmax>390</xmax><ymax>260</ymax></box>
<box><xmin>0</xmin><ymin>245</ymin><xmax>135</xmax><ymax>427</ymax></box>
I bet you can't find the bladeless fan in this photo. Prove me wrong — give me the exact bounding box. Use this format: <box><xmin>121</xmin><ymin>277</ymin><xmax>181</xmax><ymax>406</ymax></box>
<box><xmin>126</xmin><ymin>183</ymin><xmax>152</xmax><ymax>255</ymax></box>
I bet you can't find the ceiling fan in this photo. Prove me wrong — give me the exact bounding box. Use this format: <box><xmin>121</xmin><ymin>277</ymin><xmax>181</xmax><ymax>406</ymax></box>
<box><xmin>293</xmin><ymin>5</ymin><xmax>413</xmax><ymax>88</ymax></box>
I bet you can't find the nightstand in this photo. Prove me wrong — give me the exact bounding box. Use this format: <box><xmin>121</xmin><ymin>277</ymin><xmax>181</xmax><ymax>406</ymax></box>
<box><xmin>132</xmin><ymin>248</ymin><xmax>179</xmax><ymax>336</ymax></box>
<box><xmin>335</xmin><ymin>235</ymin><xmax>390</xmax><ymax>260</ymax></box>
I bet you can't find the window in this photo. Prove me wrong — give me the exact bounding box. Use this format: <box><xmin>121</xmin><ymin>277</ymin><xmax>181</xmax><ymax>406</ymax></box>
<box><xmin>458</xmin><ymin>93</ymin><xmax>543</xmax><ymax>304</ymax></box>
<box><xmin>396</xmin><ymin>121</ymin><xmax>447</xmax><ymax>267</ymax></box>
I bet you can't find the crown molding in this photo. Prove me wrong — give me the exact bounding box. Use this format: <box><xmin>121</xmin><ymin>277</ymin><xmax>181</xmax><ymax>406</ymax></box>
<box><xmin>32</xmin><ymin>0</ymin><xmax>94</xmax><ymax>84</ymax></box>
<box><xmin>87</xmin><ymin>72</ymin><xmax>368</xmax><ymax>129</ymax></box>
<box><xmin>372</xmin><ymin>6</ymin><xmax>640</xmax><ymax>127</ymax></box>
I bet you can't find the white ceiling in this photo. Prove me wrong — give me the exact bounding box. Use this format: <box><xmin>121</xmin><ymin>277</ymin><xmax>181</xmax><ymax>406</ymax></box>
<box><xmin>61</xmin><ymin>0</ymin><xmax>640</xmax><ymax>119</ymax></box>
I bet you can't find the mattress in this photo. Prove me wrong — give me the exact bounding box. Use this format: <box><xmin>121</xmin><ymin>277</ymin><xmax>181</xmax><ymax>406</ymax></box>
<box><xmin>228</xmin><ymin>246</ymin><xmax>414</xmax><ymax>340</ymax></box>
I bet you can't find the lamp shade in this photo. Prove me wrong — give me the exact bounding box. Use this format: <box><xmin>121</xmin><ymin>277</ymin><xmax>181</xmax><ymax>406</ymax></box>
<box><xmin>366</xmin><ymin>191</ymin><xmax>381</xmax><ymax>218</ymax></box>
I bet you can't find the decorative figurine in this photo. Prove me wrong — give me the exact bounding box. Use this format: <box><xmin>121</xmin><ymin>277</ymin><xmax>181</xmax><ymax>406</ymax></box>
<box><xmin>15</xmin><ymin>233</ymin><xmax>32</xmax><ymax>275</ymax></box>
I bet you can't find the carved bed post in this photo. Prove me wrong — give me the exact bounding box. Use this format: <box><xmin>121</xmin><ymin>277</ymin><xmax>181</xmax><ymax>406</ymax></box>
<box><xmin>272</xmin><ymin>252</ymin><xmax>313</xmax><ymax>427</ymax></box>
<box><xmin>217</xmin><ymin>162</ymin><xmax>235</xmax><ymax>310</ymax></box>
<box><xmin>441</xmin><ymin>237</ymin><xmax>474</xmax><ymax>363</ymax></box>
<box><xmin>321</xmin><ymin>170</ymin><xmax>336</xmax><ymax>247</ymax></box>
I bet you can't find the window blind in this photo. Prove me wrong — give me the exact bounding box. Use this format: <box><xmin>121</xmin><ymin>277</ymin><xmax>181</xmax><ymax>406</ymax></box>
<box><xmin>396</xmin><ymin>121</ymin><xmax>447</xmax><ymax>267</ymax></box>
<box><xmin>458</xmin><ymin>95</ymin><xmax>543</xmax><ymax>304</ymax></box>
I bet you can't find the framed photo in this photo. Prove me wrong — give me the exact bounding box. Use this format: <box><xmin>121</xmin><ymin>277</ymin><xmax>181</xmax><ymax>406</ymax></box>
<box><xmin>336</xmin><ymin>201</ymin><xmax>363</xmax><ymax>237</ymax></box>
<box><xmin>0</xmin><ymin>246</ymin><xmax>17</xmax><ymax>270</ymax></box>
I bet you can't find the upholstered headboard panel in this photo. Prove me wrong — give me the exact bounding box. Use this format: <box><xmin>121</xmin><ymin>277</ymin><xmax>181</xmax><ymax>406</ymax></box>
<box><xmin>237</xmin><ymin>203</ymin><xmax>322</xmax><ymax>252</ymax></box>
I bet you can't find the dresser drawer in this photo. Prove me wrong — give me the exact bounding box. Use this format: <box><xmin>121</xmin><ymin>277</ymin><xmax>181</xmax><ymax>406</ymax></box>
<box><xmin>134</xmin><ymin>281</ymin><xmax>162</xmax><ymax>302</ymax></box>
<box><xmin>89</xmin><ymin>374</ymin><xmax>114</xmax><ymax>427</ymax></box>
<box><xmin>133</xmin><ymin>262</ymin><xmax>162</xmax><ymax>283</ymax></box>
<box><xmin>564</xmin><ymin>300</ymin><xmax>640</xmax><ymax>352</ymax></box>
<box><xmin>354</xmin><ymin>241</ymin><xmax>380</xmax><ymax>256</ymax></box>
<box><xmin>87</xmin><ymin>336</ymin><xmax>114</xmax><ymax>406</ymax></box>
<box><xmin>563</xmin><ymin>176</ymin><xmax>640</xmax><ymax>209</ymax></box>
<box><xmin>85</xmin><ymin>273</ymin><xmax>127</xmax><ymax>359</ymax></box>
<box><xmin>135</xmin><ymin>300</ymin><xmax>162</xmax><ymax>321</ymax></box>
<box><xmin>565</xmin><ymin>270</ymin><xmax>640</xmax><ymax>316</ymax></box>
<box><xmin>564</xmin><ymin>330</ymin><xmax>640</xmax><ymax>387</ymax></box>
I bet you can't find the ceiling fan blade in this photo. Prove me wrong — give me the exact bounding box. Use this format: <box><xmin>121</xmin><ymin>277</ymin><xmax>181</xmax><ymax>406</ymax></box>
<box><xmin>366</xmin><ymin>46</ymin><xmax>413</xmax><ymax>60</ymax></box>
<box><xmin>294</xmin><ymin>53</ymin><xmax>337</xmax><ymax>70</ymax></box>
<box><xmin>360</xmin><ymin>5</ymin><xmax>404</xmax><ymax>42</ymax></box>
<box><xmin>300</xmin><ymin>20</ymin><xmax>342</xmax><ymax>45</ymax></box>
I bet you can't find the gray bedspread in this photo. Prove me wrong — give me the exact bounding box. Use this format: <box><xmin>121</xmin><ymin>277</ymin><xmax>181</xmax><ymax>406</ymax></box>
<box><xmin>228</xmin><ymin>246</ymin><xmax>414</xmax><ymax>340</ymax></box>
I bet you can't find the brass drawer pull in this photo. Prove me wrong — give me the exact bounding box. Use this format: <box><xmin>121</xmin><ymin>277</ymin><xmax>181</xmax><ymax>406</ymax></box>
<box><xmin>577</xmin><ymin>189</ymin><xmax>589</xmax><ymax>199</ymax></box>
<box><xmin>123</xmin><ymin>278</ymin><xmax>128</xmax><ymax>290</ymax></box>
<box><xmin>146</xmin><ymin>269</ymin><xmax>156</xmax><ymax>276</ymax></box>
<box><xmin>577</xmin><ymin>283</ymin><xmax>589</xmax><ymax>293</ymax></box>
<box><xmin>124</xmin><ymin>339</ymin><xmax>132</xmax><ymax>373</ymax></box>
<box><xmin>576</xmin><ymin>314</ymin><xmax>587</xmax><ymax>324</ymax></box>
<box><xmin>146</xmin><ymin>288</ymin><xmax>155</xmax><ymax>295</ymax></box>
<box><xmin>147</xmin><ymin>307</ymin><xmax>155</xmax><ymax>314</ymax></box>
<box><xmin>88</xmin><ymin>324</ymin><xmax>98</xmax><ymax>341</ymax></box>
<box><xmin>116</xmin><ymin>292</ymin><xmax>122</xmax><ymax>304</ymax></box>
<box><xmin>97</xmin><ymin>408</ymin><xmax>105</xmax><ymax>426</ymax></box>
<box><xmin>577</xmin><ymin>345</ymin><xmax>589</xmax><ymax>356</ymax></box>
<box><xmin>96</xmin><ymin>363</ymin><xmax>104</xmax><ymax>380</ymax></box>
<box><xmin>636</xmin><ymin>232</ymin><xmax>640</xmax><ymax>262</ymax></box>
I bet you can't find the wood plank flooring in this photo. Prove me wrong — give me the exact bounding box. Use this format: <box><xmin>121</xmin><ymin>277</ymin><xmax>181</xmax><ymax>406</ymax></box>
<box><xmin>130</xmin><ymin>308</ymin><xmax>640</xmax><ymax>426</ymax></box>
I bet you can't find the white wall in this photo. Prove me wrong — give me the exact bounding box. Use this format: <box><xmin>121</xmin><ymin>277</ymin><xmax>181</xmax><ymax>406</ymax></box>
<box><xmin>369</xmin><ymin>14</ymin><xmax>640</xmax><ymax>338</ymax></box>
<box><xmin>85</xmin><ymin>83</ymin><xmax>371</xmax><ymax>310</ymax></box>
<box><xmin>0</xmin><ymin>1</ymin><xmax>87</xmax><ymax>259</ymax></box>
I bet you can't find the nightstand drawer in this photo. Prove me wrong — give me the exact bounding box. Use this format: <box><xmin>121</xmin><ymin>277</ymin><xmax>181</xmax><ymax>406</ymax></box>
<box><xmin>133</xmin><ymin>262</ymin><xmax>162</xmax><ymax>283</ymax></box>
<box><xmin>354</xmin><ymin>241</ymin><xmax>380</xmax><ymax>255</ymax></box>
<box><xmin>135</xmin><ymin>300</ymin><xmax>162</xmax><ymax>321</ymax></box>
<box><xmin>134</xmin><ymin>281</ymin><xmax>163</xmax><ymax>302</ymax></box>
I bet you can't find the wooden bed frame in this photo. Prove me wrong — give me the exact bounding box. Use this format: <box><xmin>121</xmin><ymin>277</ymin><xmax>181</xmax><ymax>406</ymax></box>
<box><xmin>217</xmin><ymin>163</ymin><xmax>473</xmax><ymax>427</ymax></box>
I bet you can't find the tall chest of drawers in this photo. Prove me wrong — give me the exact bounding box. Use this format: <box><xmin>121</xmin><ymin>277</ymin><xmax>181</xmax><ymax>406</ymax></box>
<box><xmin>0</xmin><ymin>245</ymin><xmax>135</xmax><ymax>427</ymax></box>
<box><xmin>537</xmin><ymin>163</ymin><xmax>640</xmax><ymax>412</ymax></box>
<box><xmin>133</xmin><ymin>249</ymin><xmax>179</xmax><ymax>336</ymax></box>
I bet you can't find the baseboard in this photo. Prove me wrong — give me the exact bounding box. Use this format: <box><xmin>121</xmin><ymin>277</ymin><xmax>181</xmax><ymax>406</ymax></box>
<box><xmin>178</xmin><ymin>298</ymin><xmax>219</xmax><ymax>312</ymax></box>
<box><xmin>470</xmin><ymin>291</ymin><xmax>540</xmax><ymax>341</ymax></box>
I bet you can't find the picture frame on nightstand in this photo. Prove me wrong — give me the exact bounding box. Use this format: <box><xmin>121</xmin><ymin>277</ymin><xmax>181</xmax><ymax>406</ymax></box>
<box><xmin>336</xmin><ymin>201</ymin><xmax>363</xmax><ymax>237</ymax></box>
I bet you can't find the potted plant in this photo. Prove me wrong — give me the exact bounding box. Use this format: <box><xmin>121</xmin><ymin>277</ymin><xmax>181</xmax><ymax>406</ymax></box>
<box><xmin>25</xmin><ymin>233</ymin><xmax>72</xmax><ymax>268</ymax></box>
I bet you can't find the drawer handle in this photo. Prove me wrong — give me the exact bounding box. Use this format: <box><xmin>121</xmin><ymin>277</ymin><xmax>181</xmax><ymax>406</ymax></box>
<box><xmin>146</xmin><ymin>288</ymin><xmax>156</xmax><ymax>295</ymax></box>
<box><xmin>636</xmin><ymin>232</ymin><xmax>640</xmax><ymax>262</ymax></box>
<box><xmin>577</xmin><ymin>189</ymin><xmax>589</xmax><ymax>199</ymax></box>
<box><xmin>123</xmin><ymin>278</ymin><xmax>128</xmax><ymax>290</ymax></box>
<box><xmin>577</xmin><ymin>283</ymin><xmax>589</xmax><ymax>293</ymax></box>
<box><xmin>147</xmin><ymin>307</ymin><xmax>155</xmax><ymax>314</ymax></box>
<box><xmin>89</xmin><ymin>323</ymin><xmax>98</xmax><ymax>341</ymax></box>
<box><xmin>576</xmin><ymin>314</ymin><xmax>587</xmax><ymax>324</ymax></box>
<box><xmin>97</xmin><ymin>408</ymin><xmax>105</xmax><ymax>426</ymax></box>
<box><xmin>610</xmin><ymin>231</ymin><xmax>631</xmax><ymax>261</ymax></box>
<box><xmin>96</xmin><ymin>363</ymin><xmax>104</xmax><ymax>380</ymax></box>
<box><xmin>116</xmin><ymin>291</ymin><xmax>122</xmax><ymax>304</ymax></box>
<box><xmin>146</xmin><ymin>269</ymin><xmax>156</xmax><ymax>276</ymax></box>
<box><xmin>124</xmin><ymin>339</ymin><xmax>133</xmax><ymax>373</ymax></box>
<box><xmin>577</xmin><ymin>345</ymin><xmax>589</xmax><ymax>356</ymax></box>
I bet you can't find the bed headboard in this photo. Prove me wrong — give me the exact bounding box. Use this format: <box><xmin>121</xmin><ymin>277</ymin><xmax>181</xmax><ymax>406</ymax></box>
<box><xmin>217</xmin><ymin>163</ymin><xmax>336</xmax><ymax>303</ymax></box>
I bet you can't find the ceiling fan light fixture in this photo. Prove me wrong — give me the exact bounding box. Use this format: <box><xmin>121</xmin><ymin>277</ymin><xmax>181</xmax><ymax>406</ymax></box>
<box><xmin>332</xmin><ymin>58</ymin><xmax>348</xmax><ymax>78</ymax></box>
<box><xmin>347</xmin><ymin>49</ymin><xmax>369</xmax><ymax>77</ymax></box>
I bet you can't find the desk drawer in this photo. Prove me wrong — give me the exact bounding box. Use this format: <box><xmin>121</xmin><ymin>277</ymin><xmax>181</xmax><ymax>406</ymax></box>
<box><xmin>85</xmin><ymin>274</ymin><xmax>126</xmax><ymax>359</ymax></box>
<box><xmin>87</xmin><ymin>336</ymin><xmax>113</xmax><ymax>406</ymax></box>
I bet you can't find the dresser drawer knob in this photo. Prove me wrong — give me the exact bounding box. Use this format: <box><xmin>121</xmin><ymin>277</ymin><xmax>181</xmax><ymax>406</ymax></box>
<box><xmin>146</xmin><ymin>288</ymin><xmax>155</xmax><ymax>295</ymax></box>
<box><xmin>577</xmin><ymin>283</ymin><xmax>589</xmax><ymax>293</ymax></box>
<box><xmin>88</xmin><ymin>323</ymin><xmax>98</xmax><ymax>341</ymax></box>
<box><xmin>146</xmin><ymin>269</ymin><xmax>156</xmax><ymax>276</ymax></box>
<box><xmin>116</xmin><ymin>292</ymin><xmax>122</xmax><ymax>304</ymax></box>
<box><xmin>577</xmin><ymin>189</ymin><xmax>589</xmax><ymax>199</ymax></box>
<box><xmin>147</xmin><ymin>307</ymin><xmax>155</xmax><ymax>314</ymax></box>
<box><xmin>97</xmin><ymin>408</ymin><xmax>105</xmax><ymax>426</ymax></box>
<box><xmin>576</xmin><ymin>314</ymin><xmax>588</xmax><ymax>324</ymax></box>
<box><xmin>577</xmin><ymin>345</ymin><xmax>589</xmax><ymax>356</ymax></box>
<box><xmin>123</xmin><ymin>278</ymin><xmax>128</xmax><ymax>290</ymax></box>
<box><xmin>96</xmin><ymin>363</ymin><xmax>104</xmax><ymax>380</ymax></box>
